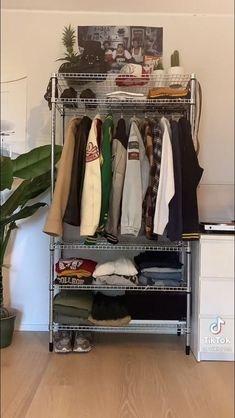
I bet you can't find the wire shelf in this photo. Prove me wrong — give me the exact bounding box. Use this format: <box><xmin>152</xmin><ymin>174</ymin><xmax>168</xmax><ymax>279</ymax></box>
<box><xmin>56</xmin><ymin>72</ymin><xmax>192</xmax><ymax>92</ymax></box>
<box><xmin>56</xmin><ymin>98</ymin><xmax>192</xmax><ymax>105</ymax></box>
<box><xmin>53</xmin><ymin>320</ymin><xmax>187</xmax><ymax>334</ymax></box>
<box><xmin>53</xmin><ymin>72</ymin><xmax>193</xmax><ymax>116</ymax></box>
<box><xmin>53</xmin><ymin>283</ymin><xmax>188</xmax><ymax>292</ymax></box>
<box><xmin>52</xmin><ymin>238</ymin><xmax>186</xmax><ymax>252</ymax></box>
<box><xmin>55</xmin><ymin>98</ymin><xmax>192</xmax><ymax>115</ymax></box>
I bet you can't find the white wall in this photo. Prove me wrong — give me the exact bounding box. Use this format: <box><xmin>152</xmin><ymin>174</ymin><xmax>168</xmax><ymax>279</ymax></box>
<box><xmin>1</xmin><ymin>6</ymin><xmax>234</xmax><ymax>330</ymax></box>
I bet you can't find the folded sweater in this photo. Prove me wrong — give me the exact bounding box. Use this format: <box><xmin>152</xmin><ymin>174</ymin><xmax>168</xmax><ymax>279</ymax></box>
<box><xmin>56</xmin><ymin>258</ymin><xmax>97</xmax><ymax>276</ymax></box>
<box><xmin>93</xmin><ymin>274</ymin><xmax>138</xmax><ymax>286</ymax></box>
<box><xmin>93</xmin><ymin>258</ymin><xmax>138</xmax><ymax>278</ymax></box>
<box><xmin>91</xmin><ymin>292</ymin><xmax>129</xmax><ymax>320</ymax></box>
<box><xmin>53</xmin><ymin>290</ymin><xmax>93</xmax><ymax>312</ymax></box>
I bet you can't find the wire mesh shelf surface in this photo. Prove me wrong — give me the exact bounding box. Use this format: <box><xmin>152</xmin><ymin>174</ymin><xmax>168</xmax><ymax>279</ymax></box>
<box><xmin>56</xmin><ymin>72</ymin><xmax>192</xmax><ymax>92</ymax></box>
<box><xmin>53</xmin><ymin>320</ymin><xmax>187</xmax><ymax>334</ymax></box>
<box><xmin>54</xmin><ymin>283</ymin><xmax>188</xmax><ymax>292</ymax></box>
<box><xmin>52</xmin><ymin>238</ymin><xmax>186</xmax><ymax>251</ymax></box>
<box><xmin>53</xmin><ymin>72</ymin><xmax>193</xmax><ymax>115</ymax></box>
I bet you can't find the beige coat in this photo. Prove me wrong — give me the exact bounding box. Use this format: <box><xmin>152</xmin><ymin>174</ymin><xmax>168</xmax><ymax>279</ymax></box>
<box><xmin>80</xmin><ymin>115</ymin><xmax>102</xmax><ymax>236</ymax></box>
<box><xmin>43</xmin><ymin>117</ymin><xmax>81</xmax><ymax>237</ymax></box>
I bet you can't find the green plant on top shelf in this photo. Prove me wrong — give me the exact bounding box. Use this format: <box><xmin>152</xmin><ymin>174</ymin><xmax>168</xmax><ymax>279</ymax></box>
<box><xmin>154</xmin><ymin>59</ymin><xmax>164</xmax><ymax>70</ymax></box>
<box><xmin>171</xmin><ymin>50</ymin><xmax>180</xmax><ymax>67</ymax></box>
<box><xmin>56</xmin><ymin>24</ymin><xmax>80</xmax><ymax>64</ymax></box>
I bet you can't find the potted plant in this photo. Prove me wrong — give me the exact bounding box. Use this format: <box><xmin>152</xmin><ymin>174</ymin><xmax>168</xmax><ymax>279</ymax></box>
<box><xmin>153</xmin><ymin>59</ymin><xmax>166</xmax><ymax>87</ymax></box>
<box><xmin>0</xmin><ymin>144</ymin><xmax>62</xmax><ymax>348</ymax></box>
<box><xmin>57</xmin><ymin>24</ymin><xmax>81</xmax><ymax>74</ymax></box>
<box><xmin>168</xmin><ymin>50</ymin><xmax>184</xmax><ymax>75</ymax></box>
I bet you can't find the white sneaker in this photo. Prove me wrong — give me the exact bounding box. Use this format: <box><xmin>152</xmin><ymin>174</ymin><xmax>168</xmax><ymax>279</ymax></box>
<box><xmin>73</xmin><ymin>332</ymin><xmax>92</xmax><ymax>353</ymax></box>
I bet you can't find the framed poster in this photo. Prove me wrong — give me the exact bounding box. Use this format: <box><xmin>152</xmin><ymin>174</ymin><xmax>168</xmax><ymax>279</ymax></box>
<box><xmin>77</xmin><ymin>26</ymin><xmax>163</xmax><ymax>72</ymax></box>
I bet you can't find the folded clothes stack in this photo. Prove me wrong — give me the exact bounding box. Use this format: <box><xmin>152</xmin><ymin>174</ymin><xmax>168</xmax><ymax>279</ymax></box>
<box><xmin>88</xmin><ymin>292</ymin><xmax>131</xmax><ymax>326</ymax></box>
<box><xmin>106</xmin><ymin>91</ymin><xmax>146</xmax><ymax>101</ymax></box>
<box><xmin>92</xmin><ymin>258</ymin><xmax>138</xmax><ymax>287</ymax></box>
<box><xmin>55</xmin><ymin>257</ymin><xmax>97</xmax><ymax>285</ymax></box>
<box><xmin>53</xmin><ymin>290</ymin><xmax>94</xmax><ymax>325</ymax></box>
<box><xmin>115</xmin><ymin>63</ymin><xmax>150</xmax><ymax>87</ymax></box>
<box><xmin>134</xmin><ymin>251</ymin><xmax>183</xmax><ymax>287</ymax></box>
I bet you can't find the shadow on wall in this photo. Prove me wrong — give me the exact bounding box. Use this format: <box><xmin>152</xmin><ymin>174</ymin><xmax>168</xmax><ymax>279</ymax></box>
<box><xmin>198</xmin><ymin>184</ymin><xmax>234</xmax><ymax>222</ymax></box>
<box><xmin>3</xmin><ymin>227</ymin><xmax>17</xmax><ymax>308</ymax></box>
<box><xmin>7</xmin><ymin>194</ymin><xmax>50</xmax><ymax>328</ymax></box>
<box><xmin>27</xmin><ymin>99</ymin><xmax>51</xmax><ymax>149</ymax></box>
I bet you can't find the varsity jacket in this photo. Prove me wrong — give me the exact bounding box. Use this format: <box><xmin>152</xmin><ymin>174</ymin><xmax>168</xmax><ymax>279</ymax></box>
<box><xmin>153</xmin><ymin>117</ymin><xmax>175</xmax><ymax>235</ymax></box>
<box><xmin>80</xmin><ymin>115</ymin><xmax>102</xmax><ymax>236</ymax></box>
<box><xmin>121</xmin><ymin>121</ymin><xmax>150</xmax><ymax>236</ymax></box>
<box><xmin>97</xmin><ymin>114</ymin><xmax>114</xmax><ymax>233</ymax></box>
<box><xmin>63</xmin><ymin>116</ymin><xmax>92</xmax><ymax>226</ymax></box>
<box><xmin>105</xmin><ymin>118</ymin><xmax>128</xmax><ymax>243</ymax></box>
<box><xmin>43</xmin><ymin>117</ymin><xmax>81</xmax><ymax>237</ymax></box>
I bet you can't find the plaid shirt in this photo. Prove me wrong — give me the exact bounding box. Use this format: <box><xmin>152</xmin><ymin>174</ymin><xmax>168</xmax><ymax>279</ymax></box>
<box><xmin>141</xmin><ymin>120</ymin><xmax>156</xmax><ymax>239</ymax></box>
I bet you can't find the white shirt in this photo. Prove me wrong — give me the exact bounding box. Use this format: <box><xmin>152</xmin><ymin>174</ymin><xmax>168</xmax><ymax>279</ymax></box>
<box><xmin>153</xmin><ymin>117</ymin><xmax>175</xmax><ymax>235</ymax></box>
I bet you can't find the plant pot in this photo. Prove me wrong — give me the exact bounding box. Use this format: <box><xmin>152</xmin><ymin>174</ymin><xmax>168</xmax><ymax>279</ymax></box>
<box><xmin>0</xmin><ymin>312</ymin><xmax>16</xmax><ymax>348</ymax></box>
<box><xmin>152</xmin><ymin>69</ymin><xmax>166</xmax><ymax>87</ymax></box>
<box><xmin>168</xmin><ymin>66</ymin><xmax>184</xmax><ymax>75</ymax></box>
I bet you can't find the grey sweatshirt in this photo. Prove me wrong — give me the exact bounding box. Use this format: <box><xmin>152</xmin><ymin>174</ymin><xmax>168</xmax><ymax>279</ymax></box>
<box><xmin>121</xmin><ymin>121</ymin><xmax>150</xmax><ymax>236</ymax></box>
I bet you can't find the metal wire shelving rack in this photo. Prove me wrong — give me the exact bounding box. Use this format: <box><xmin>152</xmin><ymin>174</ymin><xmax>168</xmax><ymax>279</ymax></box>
<box><xmin>54</xmin><ymin>320</ymin><xmax>186</xmax><ymax>335</ymax></box>
<box><xmin>48</xmin><ymin>72</ymin><xmax>196</xmax><ymax>355</ymax></box>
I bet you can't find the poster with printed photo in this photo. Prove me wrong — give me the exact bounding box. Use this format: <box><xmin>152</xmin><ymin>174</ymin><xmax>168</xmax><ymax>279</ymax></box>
<box><xmin>77</xmin><ymin>26</ymin><xmax>163</xmax><ymax>72</ymax></box>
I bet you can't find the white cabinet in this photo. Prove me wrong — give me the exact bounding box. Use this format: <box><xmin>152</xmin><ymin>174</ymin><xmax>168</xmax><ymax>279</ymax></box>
<box><xmin>191</xmin><ymin>234</ymin><xmax>234</xmax><ymax>361</ymax></box>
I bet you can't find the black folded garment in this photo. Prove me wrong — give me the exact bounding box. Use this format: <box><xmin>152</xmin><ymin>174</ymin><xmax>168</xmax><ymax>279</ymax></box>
<box><xmin>91</xmin><ymin>292</ymin><xmax>129</xmax><ymax>320</ymax></box>
<box><xmin>126</xmin><ymin>292</ymin><xmax>186</xmax><ymax>320</ymax></box>
<box><xmin>134</xmin><ymin>251</ymin><xmax>182</xmax><ymax>269</ymax></box>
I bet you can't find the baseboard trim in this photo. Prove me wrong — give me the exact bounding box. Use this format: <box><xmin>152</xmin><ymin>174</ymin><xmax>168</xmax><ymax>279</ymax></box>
<box><xmin>16</xmin><ymin>324</ymin><xmax>48</xmax><ymax>331</ymax></box>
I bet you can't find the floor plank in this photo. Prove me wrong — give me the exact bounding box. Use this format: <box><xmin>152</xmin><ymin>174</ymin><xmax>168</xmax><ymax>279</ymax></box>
<box><xmin>1</xmin><ymin>332</ymin><xmax>234</xmax><ymax>418</ymax></box>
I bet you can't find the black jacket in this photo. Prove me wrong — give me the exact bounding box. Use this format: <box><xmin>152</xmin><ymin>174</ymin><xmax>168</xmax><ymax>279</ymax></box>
<box><xmin>63</xmin><ymin>116</ymin><xmax>92</xmax><ymax>226</ymax></box>
<box><xmin>178</xmin><ymin>117</ymin><xmax>203</xmax><ymax>238</ymax></box>
<box><xmin>168</xmin><ymin>120</ymin><xmax>183</xmax><ymax>241</ymax></box>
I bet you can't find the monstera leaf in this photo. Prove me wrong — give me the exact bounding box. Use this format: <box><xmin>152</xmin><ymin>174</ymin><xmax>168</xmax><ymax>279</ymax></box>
<box><xmin>12</xmin><ymin>145</ymin><xmax>62</xmax><ymax>179</ymax></box>
<box><xmin>0</xmin><ymin>143</ymin><xmax>62</xmax><ymax>308</ymax></box>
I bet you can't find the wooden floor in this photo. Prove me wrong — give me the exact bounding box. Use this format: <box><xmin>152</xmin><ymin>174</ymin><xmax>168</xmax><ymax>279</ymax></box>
<box><xmin>1</xmin><ymin>332</ymin><xmax>234</xmax><ymax>418</ymax></box>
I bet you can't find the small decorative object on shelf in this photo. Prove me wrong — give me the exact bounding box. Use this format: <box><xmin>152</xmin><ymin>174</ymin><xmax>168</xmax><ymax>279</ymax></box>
<box><xmin>153</xmin><ymin>59</ymin><xmax>165</xmax><ymax>87</ymax></box>
<box><xmin>168</xmin><ymin>50</ymin><xmax>184</xmax><ymax>76</ymax></box>
<box><xmin>153</xmin><ymin>59</ymin><xmax>165</xmax><ymax>74</ymax></box>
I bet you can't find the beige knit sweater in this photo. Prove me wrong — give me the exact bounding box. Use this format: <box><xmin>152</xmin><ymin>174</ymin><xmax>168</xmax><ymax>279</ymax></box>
<box><xmin>43</xmin><ymin>117</ymin><xmax>81</xmax><ymax>237</ymax></box>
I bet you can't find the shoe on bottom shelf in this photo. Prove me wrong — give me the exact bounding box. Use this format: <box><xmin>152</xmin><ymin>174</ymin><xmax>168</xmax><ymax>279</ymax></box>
<box><xmin>54</xmin><ymin>331</ymin><xmax>73</xmax><ymax>353</ymax></box>
<box><xmin>73</xmin><ymin>331</ymin><xmax>92</xmax><ymax>353</ymax></box>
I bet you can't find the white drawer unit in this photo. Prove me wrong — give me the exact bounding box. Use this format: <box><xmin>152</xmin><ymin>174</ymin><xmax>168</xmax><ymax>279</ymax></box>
<box><xmin>200</xmin><ymin>279</ymin><xmax>234</xmax><ymax>316</ymax></box>
<box><xmin>200</xmin><ymin>239</ymin><xmax>234</xmax><ymax>278</ymax></box>
<box><xmin>191</xmin><ymin>234</ymin><xmax>234</xmax><ymax>361</ymax></box>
